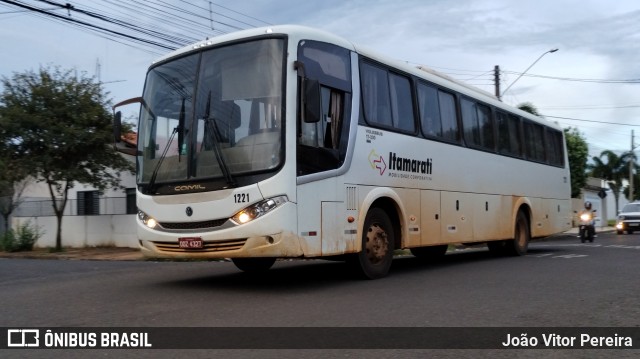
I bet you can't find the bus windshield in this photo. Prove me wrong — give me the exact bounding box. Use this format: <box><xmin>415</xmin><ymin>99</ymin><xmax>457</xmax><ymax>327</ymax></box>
<box><xmin>137</xmin><ymin>38</ymin><xmax>285</xmax><ymax>193</ymax></box>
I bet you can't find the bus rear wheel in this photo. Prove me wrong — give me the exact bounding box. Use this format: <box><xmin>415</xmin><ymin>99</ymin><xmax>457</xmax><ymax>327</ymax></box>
<box><xmin>509</xmin><ymin>211</ymin><xmax>531</xmax><ymax>255</ymax></box>
<box><xmin>232</xmin><ymin>257</ymin><xmax>276</xmax><ymax>273</ymax></box>
<box><xmin>488</xmin><ymin>211</ymin><xmax>530</xmax><ymax>256</ymax></box>
<box><xmin>352</xmin><ymin>207</ymin><xmax>394</xmax><ymax>279</ymax></box>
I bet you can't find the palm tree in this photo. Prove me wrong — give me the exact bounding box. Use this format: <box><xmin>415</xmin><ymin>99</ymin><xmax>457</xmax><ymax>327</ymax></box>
<box><xmin>589</xmin><ymin>150</ymin><xmax>633</xmax><ymax>214</ymax></box>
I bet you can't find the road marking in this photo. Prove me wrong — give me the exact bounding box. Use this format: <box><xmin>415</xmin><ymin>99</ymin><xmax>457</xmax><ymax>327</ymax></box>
<box><xmin>552</xmin><ymin>254</ymin><xmax>589</xmax><ymax>259</ymax></box>
<box><xmin>527</xmin><ymin>253</ymin><xmax>554</xmax><ymax>258</ymax></box>
<box><xmin>605</xmin><ymin>245</ymin><xmax>640</xmax><ymax>250</ymax></box>
<box><xmin>534</xmin><ymin>243</ymin><xmax>601</xmax><ymax>247</ymax></box>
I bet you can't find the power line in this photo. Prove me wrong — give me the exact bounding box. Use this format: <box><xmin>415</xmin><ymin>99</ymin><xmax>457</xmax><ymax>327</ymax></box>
<box><xmin>541</xmin><ymin>104</ymin><xmax>640</xmax><ymax>110</ymax></box>
<box><xmin>2</xmin><ymin>0</ymin><xmax>178</xmax><ymax>50</ymax></box>
<box><xmin>544</xmin><ymin>115</ymin><xmax>640</xmax><ymax>127</ymax></box>
<box><xmin>2</xmin><ymin>0</ymin><xmax>273</xmax><ymax>55</ymax></box>
<box><xmin>502</xmin><ymin>70</ymin><xmax>640</xmax><ymax>84</ymax></box>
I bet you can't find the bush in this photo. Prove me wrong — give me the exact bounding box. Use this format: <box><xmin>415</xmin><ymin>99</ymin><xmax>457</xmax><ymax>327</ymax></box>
<box><xmin>1</xmin><ymin>221</ymin><xmax>43</xmax><ymax>252</ymax></box>
<box><xmin>1</xmin><ymin>230</ymin><xmax>17</xmax><ymax>252</ymax></box>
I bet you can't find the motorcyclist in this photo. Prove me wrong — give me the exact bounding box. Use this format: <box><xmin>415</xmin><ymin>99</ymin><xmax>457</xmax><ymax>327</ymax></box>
<box><xmin>578</xmin><ymin>201</ymin><xmax>597</xmax><ymax>240</ymax></box>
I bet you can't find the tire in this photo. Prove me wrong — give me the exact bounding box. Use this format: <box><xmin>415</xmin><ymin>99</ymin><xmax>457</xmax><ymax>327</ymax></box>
<box><xmin>352</xmin><ymin>207</ymin><xmax>395</xmax><ymax>279</ymax></box>
<box><xmin>232</xmin><ymin>257</ymin><xmax>276</xmax><ymax>273</ymax></box>
<box><xmin>487</xmin><ymin>211</ymin><xmax>530</xmax><ymax>256</ymax></box>
<box><xmin>616</xmin><ymin>230</ymin><xmax>623</xmax><ymax>235</ymax></box>
<box><xmin>411</xmin><ymin>245</ymin><xmax>448</xmax><ymax>260</ymax></box>
<box><xmin>507</xmin><ymin>211</ymin><xmax>530</xmax><ymax>255</ymax></box>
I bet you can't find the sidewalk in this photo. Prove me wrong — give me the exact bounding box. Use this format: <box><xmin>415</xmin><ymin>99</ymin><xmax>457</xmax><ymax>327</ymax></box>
<box><xmin>562</xmin><ymin>226</ymin><xmax>616</xmax><ymax>235</ymax></box>
<box><xmin>0</xmin><ymin>227</ymin><xmax>618</xmax><ymax>261</ymax></box>
<box><xmin>0</xmin><ymin>247</ymin><xmax>143</xmax><ymax>261</ymax></box>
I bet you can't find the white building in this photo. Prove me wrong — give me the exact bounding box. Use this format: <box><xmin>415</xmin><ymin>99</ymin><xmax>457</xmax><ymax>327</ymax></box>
<box><xmin>8</xmin><ymin>155</ymin><xmax>138</xmax><ymax>249</ymax></box>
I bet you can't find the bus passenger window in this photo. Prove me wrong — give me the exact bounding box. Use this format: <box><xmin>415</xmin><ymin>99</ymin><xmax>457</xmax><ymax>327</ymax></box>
<box><xmin>361</xmin><ymin>62</ymin><xmax>392</xmax><ymax>127</ymax></box>
<box><xmin>524</xmin><ymin>121</ymin><xmax>546</xmax><ymax>162</ymax></box>
<box><xmin>389</xmin><ymin>73</ymin><xmax>415</xmax><ymax>132</ymax></box>
<box><xmin>461</xmin><ymin>99</ymin><xmax>493</xmax><ymax>150</ymax></box>
<box><xmin>497</xmin><ymin>112</ymin><xmax>522</xmax><ymax>157</ymax></box>
<box><xmin>417</xmin><ymin>83</ymin><xmax>442</xmax><ymax>137</ymax></box>
<box><xmin>438</xmin><ymin>91</ymin><xmax>459</xmax><ymax>142</ymax></box>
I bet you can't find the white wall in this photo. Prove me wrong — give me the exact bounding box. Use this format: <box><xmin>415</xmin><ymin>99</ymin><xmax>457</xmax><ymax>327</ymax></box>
<box><xmin>13</xmin><ymin>215</ymin><xmax>138</xmax><ymax>248</ymax></box>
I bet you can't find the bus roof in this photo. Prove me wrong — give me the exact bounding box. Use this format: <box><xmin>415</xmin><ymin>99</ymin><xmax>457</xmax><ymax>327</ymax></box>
<box><xmin>152</xmin><ymin>24</ymin><xmax>561</xmax><ymax>131</ymax></box>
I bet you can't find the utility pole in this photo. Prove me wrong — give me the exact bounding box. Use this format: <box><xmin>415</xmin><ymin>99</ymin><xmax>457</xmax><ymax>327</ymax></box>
<box><xmin>494</xmin><ymin>65</ymin><xmax>501</xmax><ymax>100</ymax></box>
<box><xmin>630</xmin><ymin>130</ymin><xmax>635</xmax><ymax>202</ymax></box>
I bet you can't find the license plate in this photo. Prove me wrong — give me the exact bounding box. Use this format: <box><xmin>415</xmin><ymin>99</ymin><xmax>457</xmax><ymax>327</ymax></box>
<box><xmin>630</xmin><ymin>223</ymin><xmax>639</xmax><ymax>227</ymax></box>
<box><xmin>179</xmin><ymin>237</ymin><xmax>203</xmax><ymax>249</ymax></box>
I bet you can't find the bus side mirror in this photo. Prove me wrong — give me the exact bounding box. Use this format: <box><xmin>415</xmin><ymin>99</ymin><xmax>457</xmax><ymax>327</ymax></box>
<box><xmin>113</xmin><ymin>111</ymin><xmax>122</xmax><ymax>143</ymax></box>
<box><xmin>303</xmin><ymin>79</ymin><xmax>321</xmax><ymax>123</ymax></box>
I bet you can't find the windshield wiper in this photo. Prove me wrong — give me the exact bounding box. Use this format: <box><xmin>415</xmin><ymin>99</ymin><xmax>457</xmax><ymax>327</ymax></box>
<box><xmin>203</xmin><ymin>91</ymin><xmax>236</xmax><ymax>188</ymax></box>
<box><xmin>146</xmin><ymin>99</ymin><xmax>186</xmax><ymax>194</ymax></box>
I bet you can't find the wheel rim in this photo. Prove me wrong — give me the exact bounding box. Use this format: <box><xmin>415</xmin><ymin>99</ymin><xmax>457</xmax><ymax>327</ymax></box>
<box><xmin>365</xmin><ymin>222</ymin><xmax>389</xmax><ymax>265</ymax></box>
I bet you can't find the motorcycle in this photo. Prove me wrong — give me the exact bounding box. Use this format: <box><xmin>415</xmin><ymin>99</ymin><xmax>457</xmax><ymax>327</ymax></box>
<box><xmin>578</xmin><ymin>210</ymin><xmax>596</xmax><ymax>243</ymax></box>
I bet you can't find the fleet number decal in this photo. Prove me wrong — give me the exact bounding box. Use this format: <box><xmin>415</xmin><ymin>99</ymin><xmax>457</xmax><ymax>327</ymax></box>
<box><xmin>234</xmin><ymin>193</ymin><xmax>250</xmax><ymax>203</ymax></box>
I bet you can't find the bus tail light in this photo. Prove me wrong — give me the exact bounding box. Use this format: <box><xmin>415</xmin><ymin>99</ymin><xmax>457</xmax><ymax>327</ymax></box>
<box><xmin>231</xmin><ymin>196</ymin><xmax>288</xmax><ymax>225</ymax></box>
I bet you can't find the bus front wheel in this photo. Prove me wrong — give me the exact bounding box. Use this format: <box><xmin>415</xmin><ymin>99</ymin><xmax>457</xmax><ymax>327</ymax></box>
<box><xmin>352</xmin><ymin>207</ymin><xmax>395</xmax><ymax>279</ymax></box>
<box><xmin>232</xmin><ymin>257</ymin><xmax>276</xmax><ymax>273</ymax></box>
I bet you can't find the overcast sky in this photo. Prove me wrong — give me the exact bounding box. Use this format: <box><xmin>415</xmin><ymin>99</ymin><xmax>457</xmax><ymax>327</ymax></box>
<box><xmin>1</xmin><ymin>0</ymin><xmax>638</xmax><ymax>158</ymax></box>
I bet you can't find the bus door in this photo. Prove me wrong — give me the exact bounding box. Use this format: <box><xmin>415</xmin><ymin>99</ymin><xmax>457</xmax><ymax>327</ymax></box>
<box><xmin>295</xmin><ymin>39</ymin><xmax>354</xmax><ymax>256</ymax></box>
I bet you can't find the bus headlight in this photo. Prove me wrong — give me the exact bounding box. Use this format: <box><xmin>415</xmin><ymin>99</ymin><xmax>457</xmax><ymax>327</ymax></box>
<box><xmin>231</xmin><ymin>196</ymin><xmax>288</xmax><ymax>225</ymax></box>
<box><xmin>138</xmin><ymin>210</ymin><xmax>158</xmax><ymax>229</ymax></box>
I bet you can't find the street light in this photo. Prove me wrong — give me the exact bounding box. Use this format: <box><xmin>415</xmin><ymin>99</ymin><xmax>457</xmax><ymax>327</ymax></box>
<box><xmin>500</xmin><ymin>48</ymin><xmax>558</xmax><ymax>100</ymax></box>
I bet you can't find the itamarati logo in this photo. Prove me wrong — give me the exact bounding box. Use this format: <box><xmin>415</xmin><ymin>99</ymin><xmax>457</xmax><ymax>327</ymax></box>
<box><xmin>368</xmin><ymin>149</ymin><xmax>433</xmax><ymax>177</ymax></box>
<box><xmin>368</xmin><ymin>149</ymin><xmax>387</xmax><ymax>175</ymax></box>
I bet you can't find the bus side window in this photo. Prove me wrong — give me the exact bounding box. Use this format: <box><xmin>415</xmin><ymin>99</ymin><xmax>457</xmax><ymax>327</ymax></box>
<box><xmin>438</xmin><ymin>91</ymin><xmax>459</xmax><ymax>142</ymax></box>
<box><xmin>296</xmin><ymin>39</ymin><xmax>352</xmax><ymax>176</ymax></box>
<box><xmin>361</xmin><ymin>62</ymin><xmax>392</xmax><ymax>127</ymax></box>
<box><xmin>417</xmin><ymin>83</ymin><xmax>442</xmax><ymax>137</ymax></box>
<box><xmin>300</xmin><ymin>86</ymin><xmax>343</xmax><ymax>150</ymax></box>
<box><xmin>497</xmin><ymin>112</ymin><xmax>522</xmax><ymax>157</ymax></box>
<box><xmin>524</xmin><ymin>121</ymin><xmax>546</xmax><ymax>162</ymax></box>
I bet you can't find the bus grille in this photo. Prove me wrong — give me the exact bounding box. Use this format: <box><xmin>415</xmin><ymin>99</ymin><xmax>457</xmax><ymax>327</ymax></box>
<box><xmin>152</xmin><ymin>238</ymin><xmax>247</xmax><ymax>253</ymax></box>
<box><xmin>159</xmin><ymin>218</ymin><xmax>227</xmax><ymax>231</ymax></box>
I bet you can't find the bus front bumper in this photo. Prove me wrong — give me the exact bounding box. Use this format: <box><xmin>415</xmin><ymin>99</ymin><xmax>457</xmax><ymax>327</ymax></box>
<box><xmin>138</xmin><ymin>231</ymin><xmax>305</xmax><ymax>260</ymax></box>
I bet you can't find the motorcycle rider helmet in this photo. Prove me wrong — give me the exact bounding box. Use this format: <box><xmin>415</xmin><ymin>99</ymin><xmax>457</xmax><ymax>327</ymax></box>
<box><xmin>584</xmin><ymin>201</ymin><xmax>592</xmax><ymax>210</ymax></box>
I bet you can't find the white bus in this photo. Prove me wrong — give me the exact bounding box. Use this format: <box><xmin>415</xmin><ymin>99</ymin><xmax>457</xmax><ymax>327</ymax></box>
<box><xmin>113</xmin><ymin>25</ymin><xmax>571</xmax><ymax>279</ymax></box>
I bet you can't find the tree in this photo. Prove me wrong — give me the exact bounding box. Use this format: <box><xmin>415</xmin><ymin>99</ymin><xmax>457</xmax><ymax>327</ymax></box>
<box><xmin>0</xmin><ymin>66</ymin><xmax>134</xmax><ymax>251</ymax></box>
<box><xmin>517</xmin><ymin>102</ymin><xmax>541</xmax><ymax>116</ymax></box>
<box><xmin>563</xmin><ymin>127</ymin><xmax>589</xmax><ymax>198</ymax></box>
<box><xmin>0</xmin><ymin>108</ymin><xmax>31</xmax><ymax>235</ymax></box>
<box><xmin>589</xmin><ymin>150</ymin><xmax>633</xmax><ymax>214</ymax></box>
<box><xmin>0</xmin><ymin>158</ymin><xmax>30</xmax><ymax>234</ymax></box>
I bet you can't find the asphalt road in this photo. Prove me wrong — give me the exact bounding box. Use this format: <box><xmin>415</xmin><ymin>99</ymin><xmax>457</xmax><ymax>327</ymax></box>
<box><xmin>1</xmin><ymin>232</ymin><xmax>639</xmax><ymax>358</ymax></box>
